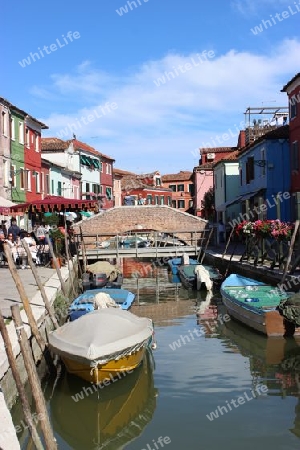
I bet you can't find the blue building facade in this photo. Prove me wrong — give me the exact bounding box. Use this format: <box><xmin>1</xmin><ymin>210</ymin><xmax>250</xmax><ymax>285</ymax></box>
<box><xmin>238</xmin><ymin>127</ymin><xmax>290</xmax><ymax>221</ymax></box>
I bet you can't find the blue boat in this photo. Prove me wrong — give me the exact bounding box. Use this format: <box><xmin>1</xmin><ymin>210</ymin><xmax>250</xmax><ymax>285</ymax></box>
<box><xmin>167</xmin><ymin>256</ymin><xmax>198</xmax><ymax>275</ymax></box>
<box><xmin>68</xmin><ymin>288</ymin><xmax>136</xmax><ymax>322</ymax></box>
<box><xmin>220</xmin><ymin>274</ymin><xmax>300</xmax><ymax>337</ymax></box>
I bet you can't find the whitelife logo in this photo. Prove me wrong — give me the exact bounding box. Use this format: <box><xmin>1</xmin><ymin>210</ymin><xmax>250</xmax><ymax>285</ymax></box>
<box><xmin>18</xmin><ymin>31</ymin><xmax>80</xmax><ymax>68</ymax></box>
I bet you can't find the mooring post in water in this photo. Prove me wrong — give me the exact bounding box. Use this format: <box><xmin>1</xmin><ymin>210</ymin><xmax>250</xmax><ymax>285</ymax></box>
<box><xmin>281</xmin><ymin>220</ymin><xmax>300</xmax><ymax>284</ymax></box>
<box><xmin>45</xmin><ymin>235</ymin><xmax>68</xmax><ymax>297</ymax></box>
<box><xmin>4</xmin><ymin>243</ymin><xmax>56</xmax><ymax>374</ymax></box>
<box><xmin>11</xmin><ymin>305</ymin><xmax>58</xmax><ymax>450</ymax></box>
<box><xmin>3</xmin><ymin>243</ymin><xmax>46</xmax><ymax>352</ymax></box>
<box><xmin>21</xmin><ymin>239</ymin><xmax>59</xmax><ymax>330</ymax></box>
<box><xmin>79</xmin><ymin>226</ymin><xmax>87</xmax><ymax>274</ymax></box>
<box><xmin>0</xmin><ymin>310</ymin><xmax>45</xmax><ymax>450</ymax></box>
<box><xmin>222</xmin><ymin>227</ymin><xmax>235</xmax><ymax>260</ymax></box>
<box><xmin>199</xmin><ymin>227</ymin><xmax>214</xmax><ymax>264</ymax></box>
<box><xmin>64</xmin><ymin>221</ymin><xmax>76</xmax><ymax>298</ymax></box>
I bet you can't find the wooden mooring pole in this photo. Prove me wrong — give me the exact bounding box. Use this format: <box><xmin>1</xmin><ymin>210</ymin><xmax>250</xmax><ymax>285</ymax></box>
<box><xmin>0</xmin><ymin>310</ymin><xmax>44</xmax><ymax>450</ymax></box>
<box><xmin>21</xmin><ymin>239</ymin><xmax>59</xmax><ymax>330</ymax></box>
<box><xmin>3</xmin><ymin>244</ymin><xmax>46</xmax><ymax>352</ymax></box>
<box><xmin>3</xmin><ymin>243</ymin><xmax>56</xmax><ymax>374</ymax></box>
<box><xmin>281</xmin><ymin>220</ymin><xmax>300</xmax><ymax>284</ymax></box>
<box><xmin>199</xmin><ymin>227</ymin><xmax>214</xmax><ymax>264</ymax></box>
<box><xmin>222</xmin><ymin>227</ymin><xmax>235</xmax><ymax>260</ymax></box>
<box><xmin>45</xmin><ymin>236</ymin><xmax>68</xmax><ymax>297</ymax></box>
<box><xmin>11</xmin><ymin>305</ymin><xmax>58</xmax><ymax>450</ymax></box>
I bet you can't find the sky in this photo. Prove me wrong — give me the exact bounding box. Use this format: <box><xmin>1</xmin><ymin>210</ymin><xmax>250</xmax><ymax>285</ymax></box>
<box><xmin>1</xmin><ymin>0</ymin><xmax>299</xmax><ymax>174</ymax></box>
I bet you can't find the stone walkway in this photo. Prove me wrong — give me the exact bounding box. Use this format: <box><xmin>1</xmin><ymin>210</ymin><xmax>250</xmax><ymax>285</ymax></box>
<box><xmin>0</xmin><ymin>265</ymin><xmax>57</xmax><ymax>319</ymax></box>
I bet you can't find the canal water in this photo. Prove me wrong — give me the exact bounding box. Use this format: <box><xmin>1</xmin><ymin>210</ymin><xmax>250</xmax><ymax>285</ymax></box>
<box><xmin>11</xmin><ymin>259</ymin><xmax>300</xmax><ymax>450</ymax></box>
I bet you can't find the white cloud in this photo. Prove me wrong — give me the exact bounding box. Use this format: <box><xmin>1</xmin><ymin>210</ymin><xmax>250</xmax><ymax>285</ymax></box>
<box><xmin>231</xmin><ymin>0</ymin><xmax>292</xmax><ymax>16</ymax></box>
<box><xmin>40</xmin><ymin>39</ymin><xmax>299</xmax><ymax>173</ymax></box>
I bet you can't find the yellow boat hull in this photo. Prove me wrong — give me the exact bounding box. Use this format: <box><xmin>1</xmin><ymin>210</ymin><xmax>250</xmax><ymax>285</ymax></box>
<box><xmin>62</xmin><ymin>346</ymin><xmax>146</xmax><ymax>384</ymax></box>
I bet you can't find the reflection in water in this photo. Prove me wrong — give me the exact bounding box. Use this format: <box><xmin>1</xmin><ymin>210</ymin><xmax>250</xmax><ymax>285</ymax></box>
<box><xmin>49</xmin><ymin>349</ymin><xmax>158</xmax><ymax>450</ymax></box>
<box><xmin>214</xmin><ymin>308</ymin><xmax>300</xmax><ymax>440</ymax></box>
<box><xmin>122</xmin><ymin>258</ymin><xmax>205</xmax><ymax>304</ymax></box>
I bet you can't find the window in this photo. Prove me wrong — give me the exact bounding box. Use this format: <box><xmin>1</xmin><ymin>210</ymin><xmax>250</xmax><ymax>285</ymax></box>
<box><xmin>261</xmin><ymin>149</ymin><xmax>266</xmax><ymax>176</ymax></box>
<box><xmin>246</xmin><ymin>157</ymin><xmax>254</xmax><ymax>184</ymax></box>
<box><xmin>93</xmin><ymin>184</ymin><xmax>100</xmax><ymax>194</ymax></box>
<box><xmin>177</xmin><ymin>184</ymin><xmax>184</xmax><ymax>192</ymax></box>
<box><xmin>188</xmin><ymin>184</ymin><xmax>194</xmax><ymax>195</ymax></box>
<box><xmin>146</xmin><ymin>194</ymin><xmax>152</xmax><ymax>205</ymax></box>
<box><xmin>36</xmin><ymin>172</ymin><xmax>41</xmax><ymax>193</ymax></box>
<box><xmin>290</xmin><ymin>95</ymin><xmax>298</xmax><ymax>119</ymax></box>
<box><xmin>155</xmin><ymin>195</ymin><xmax>159</xmax><ymax>205</ymax></box>
<box><xmin>167</xmin><ymin>196</ymin><xmax>171</xmax><ymax>206</ymax></box>
<box><xmin>41</xmin><ymin>172</ymin><xmax>45</xmax><ymax>194</ymax></box>
<box><xmin>51</xmin><ymin>179</ymin><xmax>54</xmax><ymax>195</ymax></box>
<box><xmin>2</xmin><ymin>111</ymin><xmax>7</xmax><ymax>136</ymax></box>
<box><xmin>10</xmin><ymin>164</ymin><xmax>16</xmax><ymax>188</ymax></box>
<box><xmin>20</xmin><ymin>169</ymin><xmax>25</xmax><ymax>190</ymax></box>
<box><xmin>171</xmin><ymin>200</ymin><xmax>176</xmax><ymax>208</ymax></box>
<box><xmin>19</xmin><ymin>122</ymin><xmax>24</xmax><ymax>144</ymax></box>
<box><xmin>169</xmin><ymin>184</ymin><xmax>176</xmax><ymax>192</ymax></box>
<box><xmin>292</xmin><ymin>141</ymin><xmax>299</xmax><ymax>171</ymax></box>
<box><xmin>85</xmin><ymin>183</ymin><xmax>90</xmax><ymax>198</ymax></box>
<box><xmin>10</xmin><ymin>118</ymin><xmax>15</xmax><ymax>140</ymax></box>
<box><xmin>26</xmin><ymin>170</ymin><xmax>31</xmax><ymax>191</ymax></box>
<box><xmin>106</xmin><ymin>163</ymin><xmax>111</xmax><ymax>175</ymax></box>
<box><xmin>160</xmin><ymin>195</ymin><xmax>164</xmax><ymax>205</ymax></box>
<box><xmin>57</xmin><ymin>181</ymin><xmax>62</xmax><ymax>196</ymax></box>
<box><xmin>106</xmin><ymin>187</ymin><xmax>112</xmax><ymax>200</ymax></box>
<box><xmin>45</xmin><ymin>174</ymin><xmax>49</xmax><ymax>195</ymax></box>
<box><xmin>189</xmin><ymin>200</ymin><xmax>193</xmax><ymax>208</ymax></box>
<box><xmin>25</xmin><ymin>128</ymin><xmax>30</xmax><ymax>148</ymax></box>
<box><xmin>156</xmin><ymin>177</ymin><xmax>161</xmax><ymax>186</ymax></box>
<box><xmin>35</xmin><ymin>133</ymin><xmax>39</xmax><ymax>152</ymax></box>
<box><xmin>178</xmin><ymin>199</ymin><xmax>185</xmax><ymax>208</ymax></box>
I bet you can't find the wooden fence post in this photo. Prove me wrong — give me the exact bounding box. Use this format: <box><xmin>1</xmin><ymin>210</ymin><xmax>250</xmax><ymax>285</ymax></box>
<box><xmin>3</xmin><ymin>243</ymin><xmax>46</xmax><ymax>352</ymax></box>
<box><xmin>0</xmin><ymin>310</ymin><xmax>44</xmax><ymax>450</ymax></box>
<box><xmin>281</xmin><ymin>220</ymin><xmax>300</xmax><ymax>284</ymax></box>
<box><xmin>11</xmin><ymin>305</ymin><xmax>58</xmax><ymax>450</ymax></box>
<box><xmin>45</xmin><ymin>236</ymin><xmax>68</xmax><ymax>297</ymax></box>
<box><xmin>21</xmin><ymin>239</ymin><xmax>59</xmax><ymax>330</ymax></box>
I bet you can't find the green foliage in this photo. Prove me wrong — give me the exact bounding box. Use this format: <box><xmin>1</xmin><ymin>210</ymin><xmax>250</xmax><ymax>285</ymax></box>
<box><xmin>201</xmin><ymin>187</ymin><xmax>214</xmax><ymax>210</ymax></box>
<box><xmin>50</xmin><ymin>228</ymin><xmax>65</xmax><ymax>256</ymax></box>
<box><xmin>44</xmin><ymin>213</ymin><xmax>59</xmax><ymax>226</ymax></box>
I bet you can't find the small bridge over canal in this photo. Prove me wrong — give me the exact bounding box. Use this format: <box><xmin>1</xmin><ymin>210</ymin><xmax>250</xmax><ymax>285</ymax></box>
<box><xmin>72</xmin><ymin>205</ymin><xmax>209</xmax><ymax>261</ymax></box>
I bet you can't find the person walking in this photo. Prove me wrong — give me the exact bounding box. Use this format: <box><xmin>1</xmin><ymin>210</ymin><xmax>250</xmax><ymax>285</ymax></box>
<box><xmin>7</xmin><ymin>219</ymin><xmax>20</xmax><ymax>242</ymax></box>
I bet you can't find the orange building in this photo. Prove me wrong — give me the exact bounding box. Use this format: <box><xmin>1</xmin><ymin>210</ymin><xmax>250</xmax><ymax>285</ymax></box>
<box><xmin>162</xmin><ymin>171</ymin><xmax>194</xmax><ymax>213</ymax></box>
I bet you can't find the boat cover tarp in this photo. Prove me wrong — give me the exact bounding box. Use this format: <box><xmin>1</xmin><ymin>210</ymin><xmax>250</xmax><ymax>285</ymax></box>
<box><xmin>278</xmin><ymin>294</ymin><xmax>300</xmax><ymax>327</ymax></box>
<box><xmin>221</xmin><ymin>273</ymin><xmax>266</xmax><ymax>288</ymax></box>
<box><xmin>86</xmin><ymin>261</ymin><xmax>122</xmax><ymax>281</ymax></box>
<box><xmin>48</xmin><ymin>309</ymin><xmax>153</xmax><ymax>365</ymax></box>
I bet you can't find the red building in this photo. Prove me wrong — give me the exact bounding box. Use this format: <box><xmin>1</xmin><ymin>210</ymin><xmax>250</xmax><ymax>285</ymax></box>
<box><xmin>200</xmin><ymin>147</ymin><xmax>237</xmax><ymax>165</ymax></box>
<box><xmin>281</xmin><ymin>73</ymin><xmax>300</xmax><ymax>220</ymax></box>
<box><xmin>121</xmin><ymin>171</ymin><xmax>172</xmax><ymax>205</ymax></box>
<box><xmin>24</xmin><ymin>116</ymin><xmax>48</xmax><ymax>203</ymax></box>
<box><xmin>98</xmin><ymin>151</ymin><xmax>115</xmax><ymax>209</ymax></box>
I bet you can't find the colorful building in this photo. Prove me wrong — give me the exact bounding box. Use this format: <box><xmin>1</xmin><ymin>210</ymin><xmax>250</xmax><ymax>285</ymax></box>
<box><xmin>281</xmin><ymin>73</ymin><xmax>300</xmax><ymax>220</ymax></box>
<box><xmin>162</xmin><ymin>171</ymin><xmax>194</xmax><ymax>213</ymax></box>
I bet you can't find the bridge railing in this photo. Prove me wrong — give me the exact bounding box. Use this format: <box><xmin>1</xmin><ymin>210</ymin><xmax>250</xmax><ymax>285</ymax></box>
<box><xmin>73</xmin><ymin>229</ymin><xmax>211</xmax><ymax>259</ymax></box>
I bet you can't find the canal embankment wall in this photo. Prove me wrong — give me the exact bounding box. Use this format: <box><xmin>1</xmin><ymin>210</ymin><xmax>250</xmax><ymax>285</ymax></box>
<box><xmin>0</xmin><ymin>261</ymin><xmax>78</xmax><ymax>450</ymax></box>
